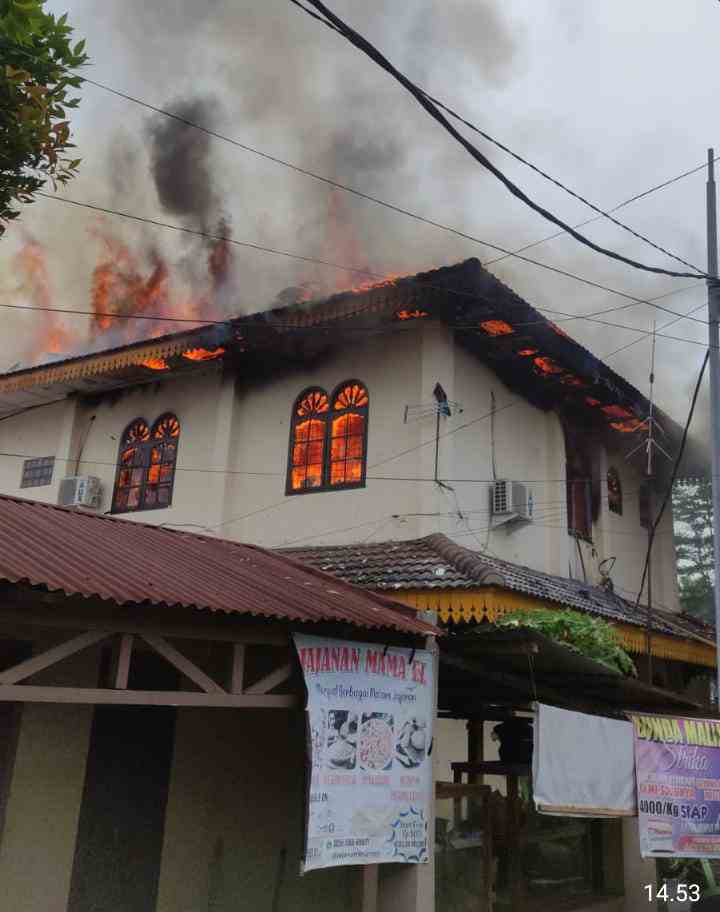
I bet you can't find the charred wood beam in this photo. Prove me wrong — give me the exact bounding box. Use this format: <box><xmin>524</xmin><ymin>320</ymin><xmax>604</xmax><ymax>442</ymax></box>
<box><xmin>0</xmin><ymin>686</ymin><xmax>297</xmax><ymax>708</ymax></box>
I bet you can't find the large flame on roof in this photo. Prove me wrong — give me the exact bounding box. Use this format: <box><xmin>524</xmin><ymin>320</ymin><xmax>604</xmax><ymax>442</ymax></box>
<box><xmin>13</xmin><ymin>220</ymin><xmax>235</xmax><ymax>368</ymax></box>
<box><xmin>182</xmin><ymin>346</ymin><xmax>225</xmax><ymax>361</ymax></box>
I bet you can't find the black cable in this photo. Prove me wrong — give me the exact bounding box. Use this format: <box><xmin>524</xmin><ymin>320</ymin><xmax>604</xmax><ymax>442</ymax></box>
<box><xmin>633</xmin><ymin>350</ymin><xmax>710</xmax><ymax>611</ymax></box>
<box><xmin>78</xmin><ymin>76</ymin><xmax>712</xmax><ymax>283</ymax></box>
<box><xmin>34</xmin><ymin>192</ymin><xmax>709</xmax><ymax>336</ymax></box>
<box><xmin>485</xmin><ymin>160</ymin><xmax>719</xmax><ymax>268</ymax></box>
<box><xmin>293</xmin><ymin>0</ymin><xmax>706</xmax><ymax>281</ymax></box>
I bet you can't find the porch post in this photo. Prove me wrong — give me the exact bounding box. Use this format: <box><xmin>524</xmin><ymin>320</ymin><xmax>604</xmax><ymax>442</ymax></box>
<box><xmin>378</xmin><ymin>633</ymin><xmax>439</xmax><ymax>912</ymax></box>
<box><xmin>621</xmin><ymin>817</ymin><xmax>656</xmax><ymax>912</ymax></box>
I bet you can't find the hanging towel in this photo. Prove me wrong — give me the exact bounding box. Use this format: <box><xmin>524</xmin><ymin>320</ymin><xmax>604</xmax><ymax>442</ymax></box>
<box><xmin>532</xmin><ymin>703</ymin><xmax>636</xmax><ymax>817</ymax></box>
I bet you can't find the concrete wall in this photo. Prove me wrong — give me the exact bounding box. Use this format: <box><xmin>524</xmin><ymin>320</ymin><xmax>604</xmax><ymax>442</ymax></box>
<box><xmin>0</xmin><ymin>322</ymin><xmax>681</xmax><ymax>608</ymax></box>
<box><xmin>156</xmin><ymin>708</ymin><xmax>358</xmax><ymax>912</ymax></box>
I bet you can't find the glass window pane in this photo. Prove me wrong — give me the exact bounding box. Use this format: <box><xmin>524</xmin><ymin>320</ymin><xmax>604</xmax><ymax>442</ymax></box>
<box><xmin>131</xmin><ymin>468</ymin><xmax>144</xmax><ymax>485</ymax></box>
<box><xmin>127</xmin><ymin>487</ymin><xmax>141</xmax><ymax>509</ymax></box>
<box><xmin>147</xmin><ymin>465</ymin><xmax>160</xmax><ymax>485</ymax></box>
<box><xmin>144</xmin><ymin>487</ymin><xmax>158</xmax><ymax>506</ymax></box>
<box><xmin>347</xmin><ymin>435</ymin><xmax>363</xmax><ymax>458</ymax></box>
<box><xmin>331</xmin><ymin>438</ymin><xmax>347</xmax><ymax>461</ymax></box>
<box><xmin>158</xmin><ymin>486</ymin><xmax>171</xmax><ymax>505</ymax></box>
<box><xmin>159</xmin><ymin>464</ymin><xmax>173</xmax><ymax>482</ymax></box>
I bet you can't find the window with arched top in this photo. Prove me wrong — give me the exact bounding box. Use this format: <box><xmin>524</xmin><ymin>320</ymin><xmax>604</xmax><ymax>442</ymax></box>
<box><xmin>607</xmin><ymin>467</ymin><xmax>622</xmax><ymax>515</ymax></box>
<box><xmin>288</xmin><ymin>389</ymin><xmax>330</xmax><ymax>493</ymax></box>
<box><xmin>112</xmin><ymin>413</ymin><xmax>180</xmax><ymax>513</ymax></box>
<box><xmin>286</xmin><ymin>381</ymin><xmax>369</xmax><ymax>494</ymax></box>
<box><xmin>329</xmin><ymin>381</ymin><xmax>369</xmax><ymax>488</ymax></box>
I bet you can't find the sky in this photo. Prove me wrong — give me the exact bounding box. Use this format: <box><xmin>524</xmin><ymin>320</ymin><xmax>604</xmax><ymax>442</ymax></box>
<box><xmin>1</xmin><ymin>0</ymin><xmax>718</xmax><ymax>436</ymax></box>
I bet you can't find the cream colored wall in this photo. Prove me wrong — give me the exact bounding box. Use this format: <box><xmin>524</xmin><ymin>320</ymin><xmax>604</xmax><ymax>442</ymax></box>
<box><xmin>0</xmin><ymin>324</ymin><xmax>680</xmax><ymax>610</ymax></box>
<box><xmin>71</xmin><ymin>367</ymin><xmax>227</xmax><ymax>530</ymax></box>
<box><xmin>0</xmin><ymin>643</ymin><xmax>97</xmax><ymax>912</ymax></box>
<box><xmin>595</xmin><ymin>441</ymin><xmax>680</xmax><ymax>612</ymax></box>
<box><xmin>222</xmin><ymin>328</ymin><xmax>427</xmax><ymax>546</ymax></box>
<box><xmin>0</xmin><ymin>398</ymin><xmax>68</xmax><ymax>502</ymax></box>
<box><xmin>157</xmin><ymin>707</ymin><xmax>358</xmax><ymax>912</ymax></box>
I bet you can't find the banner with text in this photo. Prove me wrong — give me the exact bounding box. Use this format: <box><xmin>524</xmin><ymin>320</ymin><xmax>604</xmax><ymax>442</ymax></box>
<box><xmin>632</xmin><ymin>714</ymin><xmax>720</xmax><ymax>857</ymax></box>
<box><xmin>294</xmin><ymin>633</ymin><xmax>434</xmax><ymax>872</ymax></box>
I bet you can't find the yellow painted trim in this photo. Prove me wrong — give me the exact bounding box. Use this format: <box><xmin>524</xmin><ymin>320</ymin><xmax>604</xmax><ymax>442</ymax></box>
<box><xmin>388</xmin><ymin>588</ymin><xmax>717</xmax><ymax>669</ymax></box>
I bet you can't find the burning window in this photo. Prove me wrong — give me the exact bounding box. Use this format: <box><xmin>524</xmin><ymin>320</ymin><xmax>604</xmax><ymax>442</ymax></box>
<box><xmin>607</xmin><ymin>467</ymin><xmax>622</xmax><ymax>516</ymax></box>
<box><xmin>112</xmin><ymin>413</ymin><xmax>180</xmax><ymax>514</ymax></box>
<box><xmin>286</xmin><ymin>382</ymin><xmax>369</xmax><ymax>494</ymax></box>
<box><xmin>564</xmin><ymin>427</ymin><xmax>596</xmax><ymax>541</ymax></box>
<box><xmin>20</xmin><ymin>456</ymin><xmax>55</xmax><ymax>489</ymax></box>
<box><xmin>288</xmin><ymin>389</ymin><xmax>329</xmax><ymax>492</ymax></box>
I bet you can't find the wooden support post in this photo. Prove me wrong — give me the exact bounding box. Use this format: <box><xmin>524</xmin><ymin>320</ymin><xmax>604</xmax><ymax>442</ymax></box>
<box><xmin>452</xmin><ymin>765</ymin><xmax>463</xmax><ymax>827</ymax></box>
<box><xmin>507</xmin><ymin>773</ymin><xmax>523</xmax><ymax>911</ymax></box>
<box><xmin>112</xmin><ymin>634</ymin><xmax>133</xmax><ymax>689</ymax></box>
<box><xmin>353</xmin><ymin>865</ymin><xmax>378</xmax><ymax>912</ymax></box>
<box><xmin>230</xmin><ymin>644</ymin><xmax>245</xmax><ymax>694</ymax></box>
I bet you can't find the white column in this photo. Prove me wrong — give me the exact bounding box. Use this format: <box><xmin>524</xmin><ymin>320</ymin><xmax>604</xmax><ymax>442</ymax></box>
<box><xmin>622</xmin><ymin>817</ymin><xmax>657</xmax><ymax>912</ymax></box>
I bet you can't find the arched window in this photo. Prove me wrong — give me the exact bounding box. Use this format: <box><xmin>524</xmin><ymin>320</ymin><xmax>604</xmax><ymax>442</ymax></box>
<box><xmin>607</xmin><ymin>467</ymin><xmax>622</xmax><ymax>515</ymax></box>
<box><xmin>286</xmin><ymin>381</ymin><xmax>369</xmax><ymax>494</ymax></box>
<box><xmin>287</xmin><ymin>389</ymin><xmax>330</xmax><ymax>493</ymax></box>
<box><xmin>112</xmin><ymin>413</ymin><xmax>180</xmax><ymax>513</ymax></box>
<box><xmin>329</xmin><ymin>381</ymin><xmax>369</xmax><ymax>488</ymax></box>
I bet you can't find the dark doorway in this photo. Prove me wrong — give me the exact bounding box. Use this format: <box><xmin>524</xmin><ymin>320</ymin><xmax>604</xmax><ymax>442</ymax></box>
<box><xmin>67</xmin><ymin>650</ymin><xmax>178</xmax><ymax>912</ymax></box>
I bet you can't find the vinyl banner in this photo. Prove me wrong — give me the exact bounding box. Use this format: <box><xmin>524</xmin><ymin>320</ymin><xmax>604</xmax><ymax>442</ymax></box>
<box><xmin>631</xmin><ymin>714</ymin><xmax>720</xmax><ymax>857</ymax></box>
<box><xmin>293</xmin><ymin>634</ymin><xmax>435</xmax><ymax>872</ymax></box>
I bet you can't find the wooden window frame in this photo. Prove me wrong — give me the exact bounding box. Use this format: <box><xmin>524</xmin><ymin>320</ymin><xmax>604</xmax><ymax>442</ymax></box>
<box><xmin>111</xmin><ymin>413</ymin><xmax>180</xmax><ymax>514</ymax></box>
<box><xmin>607</xmin><ymin>467</ymin><xmax>623</xmax><ymax>516</ymax></box>
<box><xmin>286</xmin><ymin>380</ymin><xmax>369</xmax><ymax>495</ymax></box>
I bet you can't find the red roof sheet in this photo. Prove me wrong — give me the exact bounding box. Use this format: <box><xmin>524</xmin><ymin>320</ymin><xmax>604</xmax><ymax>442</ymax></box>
<box><xmin>0</xmin><ymin>495</ymin><xmax>437</xmax><ymax>636</ymax></box>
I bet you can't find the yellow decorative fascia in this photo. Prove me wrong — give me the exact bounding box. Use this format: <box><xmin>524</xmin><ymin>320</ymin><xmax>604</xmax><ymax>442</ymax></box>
<box><xmin>387</xmin><ymin>587</ymin><xmax>716</xmax><ymax>669</ymax></box>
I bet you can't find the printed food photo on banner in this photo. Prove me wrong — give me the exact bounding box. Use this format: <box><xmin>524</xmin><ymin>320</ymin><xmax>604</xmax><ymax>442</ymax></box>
<box><xmin>360</xmin><ymin>713</ymin><xmax>394</xmax><ymax>771</ymax></box>
<box><xmin>326</xmin><ymin>710</ymin><xmax>357</xmax><ymax>770</ymax></box>
<box><xmin>396</xmin><ymin>716</ymin><xmax>428</xmax><ymax>769</ymax></box>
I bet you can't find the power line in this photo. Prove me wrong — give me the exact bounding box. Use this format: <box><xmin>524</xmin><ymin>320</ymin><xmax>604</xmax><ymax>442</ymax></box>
<box><xmin>32</xmin><ymin>193</ymin><xmax>711</xmax><ymax>343</ymax></box>
<box><xmin>603</xmin><ymin>300</ymin><xmax>708</xmax><ymax>360</ymax></box>
<box><xmin>633</xmin><ymin>350</ymin><xmax>710</xmax><ymax>611</ymax></box>
<box><xmin>78</xmin><ymin>76</ymin><xmax>712</xmax><ymax>287</ymax></box>
<box><xmin>292</xmin><ymin>0</ymin><xmax>706</xmax><ymax>281</ymax></box>
<box><xmin>484</xmin><ymin>160</ymin><xmax>720</xmax><ymax>268</ymax></box>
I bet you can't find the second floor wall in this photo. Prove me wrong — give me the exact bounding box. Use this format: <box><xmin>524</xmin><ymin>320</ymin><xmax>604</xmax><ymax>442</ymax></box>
<box><xmin>0</xmin><ymin>322</ymin><xmax>679</xmax><ymax>611</ymax></box>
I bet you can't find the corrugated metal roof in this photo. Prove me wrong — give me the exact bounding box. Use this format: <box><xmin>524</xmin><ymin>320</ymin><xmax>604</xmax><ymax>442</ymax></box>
<box><xmin>0</xmin><ymin>495</ymin><xmax>438</xmax><ymax>636</ymax></box>
<box><xmin>279</xmin><ymin>534</ymin><xmax>714</xmax><ymax>645</ymax></box>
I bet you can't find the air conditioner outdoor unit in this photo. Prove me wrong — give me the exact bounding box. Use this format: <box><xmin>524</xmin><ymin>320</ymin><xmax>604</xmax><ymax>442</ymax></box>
<box><xmin>491</xmin><ymin>479</ymin><xmax>533</xmax><ymax>527</ymax></box>
<box><xmin>58</xmin><ymin>475</ymin><xmax>102</xmax><ymax>510</ymax></box>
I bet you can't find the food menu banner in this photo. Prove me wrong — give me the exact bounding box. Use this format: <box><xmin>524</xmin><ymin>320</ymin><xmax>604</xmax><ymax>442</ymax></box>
<box><xmin>293</xmin><ymin>633</ymin><xmax>435</xmax><ymax>872</ymax></box>
<box><xmin>631</xmin><ymin>714</ymin><xmax>720</xmax><ymax>857</ymax></box>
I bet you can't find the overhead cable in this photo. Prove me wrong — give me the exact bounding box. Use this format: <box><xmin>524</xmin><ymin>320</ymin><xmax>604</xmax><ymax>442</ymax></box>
<box><xmin>292</xmin><ymin>0</ymin><xmax>706</xmax><ymax>280</ymax></box>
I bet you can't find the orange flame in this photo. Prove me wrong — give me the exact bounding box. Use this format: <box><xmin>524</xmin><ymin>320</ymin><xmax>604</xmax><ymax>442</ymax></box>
<box><xmin>141</xmin><ymin>357</ymin><xmax>169</xmax><ymax>371</ymax></box>
<box><xmin>395</xmin><ymin>309</ymin><xmax>429</xmax><ymax>320</ymax></box>
<box><xmin>182</xmin><ymin>346</ymin><xmax>226</xmax><ymax>362</ymax></box>
<box><xmin>15</xmin><ymin>238</ymin><xmax>72</xmax><ymax>362</ymax></box>
<box><xmin>586</xmin><ymin>397</ymin><xmax>601</xmax><ymax>407</ymax></box>
<box><xmin>518</xmin><ymin>348</ymin><xmax>538</xmax><ymax>357</ymax></box>
<box><xmin>610</xmin><ymin>418</ymin><xmax>648</xmax><ymax>433</ymax></box>
<box><xmin>479</xmin><ymin>319</ymin><xmax>514</xmax><ymax>336</ymax></box>
<box><xmin>533</xmin><ymin>355</ymin><xmax>564</xmax><ymax>375</ymax></box>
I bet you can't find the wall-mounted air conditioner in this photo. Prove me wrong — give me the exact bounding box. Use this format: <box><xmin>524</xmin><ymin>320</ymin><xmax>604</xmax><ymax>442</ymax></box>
<box><xmin>58</xmin><ymin>475</ymin><xmax>102</xmax><ymax>510</ymax></box>
<box><xmin>490</xmin><ymin>479</ymin><xmax>533</xmax><ymax>528</ymax></box>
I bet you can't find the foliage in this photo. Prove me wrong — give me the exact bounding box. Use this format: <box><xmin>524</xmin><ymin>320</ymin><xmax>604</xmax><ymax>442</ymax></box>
<box><xmin>496</xmin><ymin>607</ymin><xmax>637</xmax><ymax>677</ymax></box>
<box><xmin>0</xmin><ymin>0</ymin><xmax>88</xmax><ymax>235</ymax></box>
<box><xmin>673</xmin><ymin>479</ymin><xmax>715</xmax><ymax>623</ymax></box>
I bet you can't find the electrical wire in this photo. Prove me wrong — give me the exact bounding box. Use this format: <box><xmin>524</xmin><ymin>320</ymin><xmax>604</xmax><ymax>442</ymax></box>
<box><xmin>292</xmin><ymin>0</ymin><xmax>706</xmax><ymax>280</ymax></box>
<box><xmin>633</xmin><ymin>350</ymin><xmax>710</xmax><ymax>610</ymax></box>
<box><xmin>77</xmin><ymin>76</ymin><xmax>713</xmax><ymax>285</ymax></box>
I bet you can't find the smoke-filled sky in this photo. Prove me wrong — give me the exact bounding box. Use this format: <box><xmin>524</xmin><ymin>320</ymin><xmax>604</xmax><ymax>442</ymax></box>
<box><xmin>1</xmin><ymin>0</ymin><xmax>717</xmax><ymax>432</ymax></box>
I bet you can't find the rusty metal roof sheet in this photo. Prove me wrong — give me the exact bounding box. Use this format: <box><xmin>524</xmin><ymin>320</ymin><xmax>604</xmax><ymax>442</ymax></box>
<box><xmin>0</xmin><ymin>495</ymin><xmax>438</xmax><ymax>636</ymax></box>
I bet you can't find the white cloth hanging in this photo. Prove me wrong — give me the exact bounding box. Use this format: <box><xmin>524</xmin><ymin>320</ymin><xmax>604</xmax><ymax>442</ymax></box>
<box><xmin>532</xmin><ymin>703</ymin><xmax>636</xmax><ymax>817</ymax></box>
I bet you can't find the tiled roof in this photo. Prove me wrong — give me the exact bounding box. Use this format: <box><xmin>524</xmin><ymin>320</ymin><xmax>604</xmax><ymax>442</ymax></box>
<box><xmin>0</xmin><ymin>495</ymin><xmax>438</xmax><ymax>636</ymax></box>
<box><xmin>279</xmin><ymin>533</ymin><xmax>714</xmax><ymax>645</ymax></box>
